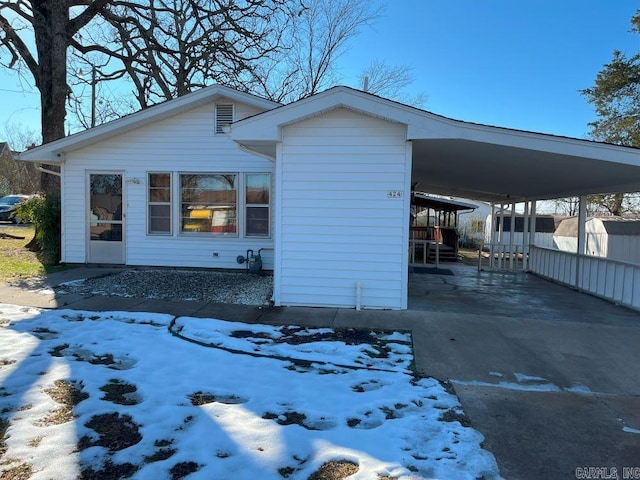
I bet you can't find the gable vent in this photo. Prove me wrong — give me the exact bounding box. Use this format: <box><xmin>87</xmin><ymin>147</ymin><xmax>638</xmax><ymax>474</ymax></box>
<box><xmin>215</xmin><ymin>104</ymin><xmax>234</xmax><ymax>134</ymax></box>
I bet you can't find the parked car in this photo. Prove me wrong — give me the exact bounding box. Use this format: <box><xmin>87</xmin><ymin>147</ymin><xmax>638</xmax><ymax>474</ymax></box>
<box><xmin>0</xmin><ymin>195</ymin><xmax>30</xmax><ymax>223</ymax></box>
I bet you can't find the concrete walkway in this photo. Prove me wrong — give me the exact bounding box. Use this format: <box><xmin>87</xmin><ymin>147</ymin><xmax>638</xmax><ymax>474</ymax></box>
<box><xmin>1</xmin><ymin>264</ymin><xmax>639</xmax><ymax>479</ymax></box>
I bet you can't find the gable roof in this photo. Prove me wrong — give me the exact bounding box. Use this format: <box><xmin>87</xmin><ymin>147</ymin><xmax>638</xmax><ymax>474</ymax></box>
<box><xmin>231</xmin><ymin>86</ymin><xmax>640</xmax><ymax>203</ymax></box>
<box><xmin>19</xmin><ymin>85</ymin><xmax>280</xmax><ymax>164</ymax></box>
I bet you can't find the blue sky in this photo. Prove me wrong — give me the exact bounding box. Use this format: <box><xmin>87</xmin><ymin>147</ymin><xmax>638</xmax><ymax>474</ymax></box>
<box><xmin>0</xmin><ymin>0</ymin><xmax>638</xmax><ymax>142</ymax></box>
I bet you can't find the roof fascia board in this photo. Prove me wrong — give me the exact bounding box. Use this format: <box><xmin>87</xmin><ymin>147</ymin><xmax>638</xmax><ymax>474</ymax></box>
<box><xmin>20</xmin><ymin>85</ymin><xmax>280</xmax><ymax>163</ymax></box>
<box><xmin>232</xmin><ymin>87</ymin><xmax>424</xmax><ymax>141</ymax></box>
<box><xmin>231</xmin><ymin>86</ymin><xmax>640</xmax><ymax>167</ymax></box>
<box><xmin>411</xmin><ymin>119</ymin><xmax>640</xmax><ymax>166</ymax></box>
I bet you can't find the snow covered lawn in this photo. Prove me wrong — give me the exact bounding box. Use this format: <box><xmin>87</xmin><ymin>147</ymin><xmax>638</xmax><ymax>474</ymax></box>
<box><xmin>0</xmin><ymin>304</ymin><xmax>501</xmax><ymax>479</ymax></box>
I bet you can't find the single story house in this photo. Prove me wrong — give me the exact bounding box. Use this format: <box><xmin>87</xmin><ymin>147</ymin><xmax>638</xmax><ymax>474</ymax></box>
<box><xmin>554</xmin><ymin>217</ymin><xmax>640</xmax><ymax>265</ymax></box>
<box><xmin>20</xmin><ymin>85</ymin><xmax>640</xmax><ymax>310</ymax></box>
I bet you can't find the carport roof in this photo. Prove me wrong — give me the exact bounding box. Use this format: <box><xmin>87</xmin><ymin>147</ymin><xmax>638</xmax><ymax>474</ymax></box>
<box><xmin>231</xmin><ymin>86</ymin><xmax>640</xmax><ymax>203</ymax></box>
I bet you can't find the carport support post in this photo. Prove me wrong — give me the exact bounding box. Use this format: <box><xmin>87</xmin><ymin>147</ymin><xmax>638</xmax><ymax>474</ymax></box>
<box><xmin>530</xmin><ymin>201</ymin><xmax>537</xmax><ymax>247</ymax></box>
<box><xmin>489</xmin><ymin>203</ymin><xmax>496</xmax><ymax>268</ymax></box>
<box><xmin>498</xmin><ymin>204</ymin><xmax>505</xmax><ymax>268</ymax></box>
<box><xmin>522</xmin><ymin>201</ymin><xmax>529</xmax><ymax>271</ymax></box>
<box><xmin>509</xmin><ymin>203</ymin><xmax>516</xmax><ymax>270</ymax></box>
<box><xmin>576</xmin><ymin>195</ymin><xmax>587</xmax><ymax>289</ymax></box>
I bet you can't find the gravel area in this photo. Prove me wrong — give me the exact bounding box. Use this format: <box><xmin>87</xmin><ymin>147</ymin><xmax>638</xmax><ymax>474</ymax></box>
<box><xmin>56</xmin><ymin>269</ymin><xmax>273</xmax><ymax>306</ymax></box>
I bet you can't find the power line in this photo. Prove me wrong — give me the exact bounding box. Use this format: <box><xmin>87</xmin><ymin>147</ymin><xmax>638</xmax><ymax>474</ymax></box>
<box><xmin>0</xmin><ymin>88</ymin><xmax>37</xmax><ymax>94</ymax></box>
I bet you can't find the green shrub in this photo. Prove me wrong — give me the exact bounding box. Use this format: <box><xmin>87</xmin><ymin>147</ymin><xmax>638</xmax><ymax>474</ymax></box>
<box><xmin>16</xmin><ymin>192</ymin><xmax>61</xmax><ymax>264</ymax></box>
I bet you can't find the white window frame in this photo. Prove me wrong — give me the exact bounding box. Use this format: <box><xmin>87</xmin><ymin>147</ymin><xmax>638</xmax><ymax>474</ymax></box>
<box><xmin>179</xmin><ymin>172</ymin><xmax>239</xmax><ymax>237</ymax></box>
<box><xmin>244</xmin><ymin>173</ymin><xmax>271</xmax><ymax>238</ymax></box>
<box><xmin>147</xmin><ymin>172</ymin><xmax>172</xmax><ymax>236</ymax></box>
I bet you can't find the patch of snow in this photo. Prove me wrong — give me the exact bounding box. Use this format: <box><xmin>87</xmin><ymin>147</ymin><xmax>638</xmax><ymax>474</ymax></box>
<box><xmin>513</xmin><ymin>373</ymin><xmax>548</xmax><ymax>383</ymax></box>
<box><xmin>488</xmin><ymin>371</ymin><xmax>503</xmax><ymax>378</ymax></box>
<box><xmin>622</xmin><ymin>426</ymin><xmax>640</xmax><ymax>434</ymax></box>
<box><xmin>565</xmin><ymin>383</ymin><xmax>593</xmax><ymax>394</ymax></box>
<box><xmin>452</xmin><ymin>379</ymin><xmax>562</xmax><ymax>392</ymax></box>
<box><xmin>0</xmin><ymin>303</ymin><xmax>502</xmax><ymax>480</ymax></box>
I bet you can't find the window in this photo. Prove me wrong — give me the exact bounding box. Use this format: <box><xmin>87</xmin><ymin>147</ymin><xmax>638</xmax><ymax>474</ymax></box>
<box><xmin>180</xmin><ymin>174</ymin><xmax>237</xmax><ymax>235</ymax></box>
<box><xmin>215</xmin><ymin>104</ymin><xmax>234</xmax><ymax>134</ymax></box>
<box><xmin>148</xmin><ymin>173</ymin><xmax>171</xmax><ymax>235</ymax></box>
<box><xmin>245</xmin><ymin>173</ymin><xmax>270</xmax><ymax>237</ymax></box>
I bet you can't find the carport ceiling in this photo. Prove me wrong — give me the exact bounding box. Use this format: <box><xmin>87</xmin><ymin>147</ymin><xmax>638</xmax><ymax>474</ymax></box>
<box><xmin>411</xmin><ymin>138</ymin><xmax>640</xmax><ymax>203</ymax></box>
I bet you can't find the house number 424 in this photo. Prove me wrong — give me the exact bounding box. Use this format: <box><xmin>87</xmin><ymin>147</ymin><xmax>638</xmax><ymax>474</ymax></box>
<box><xmin>387</xmin><ymin>191</ymin><xmax>403</xmax><ymax>198</ymax></box>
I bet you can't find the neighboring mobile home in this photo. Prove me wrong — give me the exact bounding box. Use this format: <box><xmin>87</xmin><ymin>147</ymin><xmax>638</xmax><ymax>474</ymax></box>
<box><xmin>20</xmin><ymin>85</ymin><xmax>640</xmax><ymax>310</ymax></box>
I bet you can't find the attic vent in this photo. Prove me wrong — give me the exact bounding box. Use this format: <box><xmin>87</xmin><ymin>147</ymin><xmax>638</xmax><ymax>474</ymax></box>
<box><xmin>215</xmin><ymin>104</ymin><xmax>234</xmax><ymax>134</ymax></box>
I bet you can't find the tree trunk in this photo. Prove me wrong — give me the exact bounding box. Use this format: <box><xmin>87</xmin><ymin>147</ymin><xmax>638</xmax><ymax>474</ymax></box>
<box><xmin>32</xmin><ymin>0</ymin><xmax>68</xmax><ymax>193</ymax></box>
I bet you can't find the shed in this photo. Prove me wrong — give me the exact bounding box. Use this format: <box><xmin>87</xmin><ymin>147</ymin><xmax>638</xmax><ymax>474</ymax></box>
<box><xmin>554</xmin><ymin>217</ymin><xmax>640</xmax><ymax>265</ymax></box>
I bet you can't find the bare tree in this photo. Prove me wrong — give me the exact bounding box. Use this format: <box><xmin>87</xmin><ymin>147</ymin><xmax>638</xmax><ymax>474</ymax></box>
<box><xmin>83</xmin><ymin>0</ymin><xmax>290</xmax><ymax>109</ymax></box>
<box><xmin>0</xmin><ymin>0</ymin><xmax>112</xmax><ymax>192</ymax></box>
<box><xmin>0</xmin><ymin>122</ymin><xmax>41</xmax><ymax>195</ymax></box>
<box><xmin>359</xmin><ymin>59</ymin><xmax>427</xmax><ymax>106</ymax></box>
<box><xmin>251</xmin><ymin>0</ymin><xmax>382</xmax><ymax>102</ymax></box>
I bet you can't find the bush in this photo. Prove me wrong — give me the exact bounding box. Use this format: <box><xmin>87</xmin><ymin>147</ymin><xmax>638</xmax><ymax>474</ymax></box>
<box><xmin>16</xmin><ymin>192</ymin><xmax>61</xmax><ymax>264</ymax></box>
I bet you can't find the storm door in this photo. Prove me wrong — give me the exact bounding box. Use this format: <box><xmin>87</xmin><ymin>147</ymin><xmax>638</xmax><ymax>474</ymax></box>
<box><xmin>88</xmin><ymin>172</ymin><xmax>124</xmax><ymax>264</ymax></box>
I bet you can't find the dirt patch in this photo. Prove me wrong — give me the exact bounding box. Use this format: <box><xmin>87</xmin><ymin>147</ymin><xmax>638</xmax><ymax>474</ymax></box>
<box><xmin>45</xmin><ymin>380</ymin><xmax>88</xmax><ymax>406</ymax></box>
<box><xmin>79</xmin><ymin>460</ymin><xmax>138</xmax><ymax>480</ymax></box>
<box><xmin>169</xmin><ymin>461</ymin><xmax>200</xmax><ymax>480</ymax></box>
<box><xmin>0</xmin><ymin>359</ymin><xmax>16</xmax><ymax>367</ymax></box>
<box><xmin>35</xmin><ymin>380</ymin><xmax>88</xmax><ymax>426</ymax></box>
<box><xmin>100</xmin><ymin>379</ymin><xmax>140</xmax><ymax>405</ymax></box>
<box><xmin>0</xmin><ymin>461</ymin><xmax>33</xmax><ymax>480</ymax></box>
<box><xmin>262</xmin><ymin>411</ymin><xmax>317</xmax><ymax>429</ymax></box>
<box><xmin>144</xmin><ymin>447</ymin><xmax>176</xmax><ymax>463</ymax></box>
<box><xmin>231</xmin><ymin>327</ymin><xmax>397</xmax><ymax>360</ymax></box>
<box><xmin>188</xmin><ymin>391</ymin><xmax>247</xmax><ymax>406</ymax></box>
<box><xmin>0</xmin><ymin>417</ymin><xmax>9</xmax><ymax>456</ymax></box>
<box><xmin>308</xmin><ymin>460</ymin><xmax>359</xmax><ymax>480</ymax></box>
<box><xmin>49</xmin><ymin>344</ymin><xmax>69</xmax><ymax>357</ymax></box>
<box><xmin>439</xmin><ymin>408</ymin><xmax>472</xmax><ymax>427</ymax></box>
<box><xmin>80</xmin><ymin>412</ymin><xmax>142</xmax><ymax>451</ymax></box>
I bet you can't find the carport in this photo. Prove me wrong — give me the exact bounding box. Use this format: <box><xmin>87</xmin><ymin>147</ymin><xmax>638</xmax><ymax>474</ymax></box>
<box><xmin>408</xmin><ymin>119</ymin><xmax>640</xmax><ymax>310</ymax></box>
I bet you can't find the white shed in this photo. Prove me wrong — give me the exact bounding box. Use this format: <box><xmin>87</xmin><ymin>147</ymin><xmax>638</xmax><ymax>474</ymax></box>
<box><xmin>555</xmin><ymin>217</ymin><xmax>640</xmax><ymax>265</ymax></box>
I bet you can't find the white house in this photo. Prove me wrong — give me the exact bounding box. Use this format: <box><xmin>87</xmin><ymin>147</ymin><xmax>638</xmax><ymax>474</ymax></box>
<box><xmin>20</xmin><ymin>85</ymin><xmax>640</xmax><ymax>310</ymax></box>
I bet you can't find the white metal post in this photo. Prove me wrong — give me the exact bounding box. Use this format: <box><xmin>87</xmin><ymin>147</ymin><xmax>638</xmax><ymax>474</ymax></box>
<box><xmin>576</xmin><ymin>196</ymin><xmax>587</xmax><ymax>289</ymax></box>
<box><xmin>498</xmin><ymin>204</ymin><xmax>505</xmax><ymax>269</ymax></box>
<box><xmin>522</xmin><ymin>201</ymin><xmax>530</xmax><ymax>271</ymax></box>
<box><xmin>489</xmin><ymin>203</ymin><xmax>496</xmax><ymax>268</ymax></box>
<box><xmin>509</xmin><ymin>203</ymin><xmax>516</xmax><ymax>270</ymax></box>
<box><xmin>530</xmin><ymin>201</ymin><xmax>537</xmax><ymax>247</ymax></box>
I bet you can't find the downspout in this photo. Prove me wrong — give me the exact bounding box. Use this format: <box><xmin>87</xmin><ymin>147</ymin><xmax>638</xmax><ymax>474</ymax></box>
<box><xmin>37</xmin><ymin>163</ymin><xmax>62</xmax><ymax>177</ymax></box>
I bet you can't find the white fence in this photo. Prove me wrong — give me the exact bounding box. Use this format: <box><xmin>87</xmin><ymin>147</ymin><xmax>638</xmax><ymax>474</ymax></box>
<box><xmin>529</xmin><ymin>245</ymin><xmax>640</xmax><ymax>311</ymax></box>
<box><xmin>478</xmin><ymin>243</ymin><xmax>528</xmax><ymax>272</ymax></box>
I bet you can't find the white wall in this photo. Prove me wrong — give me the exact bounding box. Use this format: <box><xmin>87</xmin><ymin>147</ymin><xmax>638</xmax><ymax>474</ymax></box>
<box><xmin>275</xmin><ymin>108</ymin><xmax>411</xmax><ymax>309</ymax></box>
<box><xmin>61</xmin><ymin>98</ymin><xmax>275</xmax><ymax>269</ymax></box>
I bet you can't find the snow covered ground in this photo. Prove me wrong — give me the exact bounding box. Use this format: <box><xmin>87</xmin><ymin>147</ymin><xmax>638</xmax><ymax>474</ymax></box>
<box><xmin>0</xmin><ymin>304</ymin><xmax>501</xmax><ymax>479</ymax></box>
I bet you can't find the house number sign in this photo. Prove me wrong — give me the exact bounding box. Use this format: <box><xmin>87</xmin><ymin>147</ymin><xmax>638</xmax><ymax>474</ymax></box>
<box><xmin>387</xmin><ymin>190</ymin><xmax>403</xmax><ymax>198</ymax></box>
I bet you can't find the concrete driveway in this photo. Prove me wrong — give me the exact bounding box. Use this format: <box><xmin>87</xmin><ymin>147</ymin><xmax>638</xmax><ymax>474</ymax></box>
<box><xmin>403</xmin><ymin>265</ymin><xmax>640</xmax><ymax>479</ymax></box>
<box><xmin>1</xmin><ymin>263</ymin><xmax>639</xmax><ymax>479</ymax></box>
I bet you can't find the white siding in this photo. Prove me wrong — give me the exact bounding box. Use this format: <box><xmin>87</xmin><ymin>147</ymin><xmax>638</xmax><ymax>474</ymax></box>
<box><xmin>276</xmin><ymin>108</ymin><xmax>411</xmax><ymax>309</ymax></box>
<box><xmin>61</xmin><ymin>99</ymin><xmax>275</xmax><ymax>269</ymax></box>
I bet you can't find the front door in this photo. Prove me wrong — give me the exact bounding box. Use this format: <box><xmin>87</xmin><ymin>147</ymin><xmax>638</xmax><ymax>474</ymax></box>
<box><xmin>88</xmin><ymin>172</ymin><xmax>124</xmax><ymax>264</ymax></box>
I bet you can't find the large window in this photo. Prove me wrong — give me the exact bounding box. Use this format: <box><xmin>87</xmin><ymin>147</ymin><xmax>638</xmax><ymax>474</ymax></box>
<box><xmin>148</xmin><ymin>173</ymin><xmax>172</xmax><ymax>235</ymax></box>
<box><xmin>245</xmin><ymin>173</ymin><xmax>270</xmax><ymax>237</ymax></box>
<box><xmin>180</xmin><ymin>174</ymin><xmax>237</xmax><ymax>235</ymax></box>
